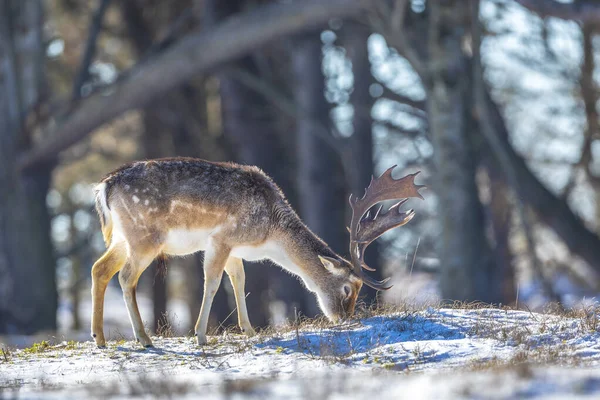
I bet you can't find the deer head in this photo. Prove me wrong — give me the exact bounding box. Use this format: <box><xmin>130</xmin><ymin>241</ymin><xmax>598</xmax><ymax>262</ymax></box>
<box><xmin>310</xmin><ymin>166</ymin><xmax>424</xmax><ymax>321</ymax></box>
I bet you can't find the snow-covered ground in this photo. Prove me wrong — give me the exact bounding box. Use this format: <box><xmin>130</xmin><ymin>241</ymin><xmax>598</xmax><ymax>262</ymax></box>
<box><xmin>2</xmin><ymin>307</ymin><xmax>600</xmax><ymax>399</ymax></box>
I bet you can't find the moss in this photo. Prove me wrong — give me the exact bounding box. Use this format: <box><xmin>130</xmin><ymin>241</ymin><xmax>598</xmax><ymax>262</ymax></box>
<box><xmin>23</xmin><ymin>341</ymin><xmax>50</xmax><ymax>354</ymax></box>
<box><xmin>64</xmin><ymin>340</ymin><xmax>78</xmax><ymax>350</ymax></box>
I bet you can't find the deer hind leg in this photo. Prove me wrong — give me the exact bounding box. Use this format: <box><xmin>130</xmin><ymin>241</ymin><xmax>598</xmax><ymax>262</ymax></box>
<box><xmin>118</xmin><ymin>251</ymin><xmax>157</xmax><ymax>347</ymax></box>
<box><xmin>224</xmin><ymin>257</ymin><xmax>256</xmax><ymax>337</ymax></box>
<box><xmin>91</xmin><ymin>242</ymin><xmax>127</xmax><ymax>347</ymax></box>
<box><xmin>195</xmin><ymin>242</ymin><xmax>230</xmax><ymax>345</ymax></box>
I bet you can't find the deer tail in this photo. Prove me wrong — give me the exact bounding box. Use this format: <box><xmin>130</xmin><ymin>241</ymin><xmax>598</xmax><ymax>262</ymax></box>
<box><xmin>94</xmin><ymin>182</ymin><xmax>113</xmax><ymax>247</ymax></box>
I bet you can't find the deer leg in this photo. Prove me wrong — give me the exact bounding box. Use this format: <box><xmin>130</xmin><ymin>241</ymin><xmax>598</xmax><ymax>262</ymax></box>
<box><xmin>195</xmin><ymin>243</ymin><xmax>230</xmax><ymax>345</ymax></box>
<box><xmin>224</xmin><ymin>257</ymin><xmax>256</xmax><ymax>337</ymax></box>
<box><xmin>118</xmin><ymin>253</ymin><xmax>155</xmax><ymax>348</ymax></box>
<box><xmin>91</xmin><ymin>242</ymin><xmax>127</xmax><ymax>347</ymax></box>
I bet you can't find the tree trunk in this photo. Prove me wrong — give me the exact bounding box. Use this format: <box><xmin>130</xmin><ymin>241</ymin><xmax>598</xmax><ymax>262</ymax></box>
<box><xmin>122</xmin><ymin>0</ymin><xmax>234</xmax><ymax>333</ymax></box>
<box><xmin>140</xmin><ymin>112</ymin><xmax>170</xmax><ymax>333</ymax></box>
<box><xmin>219</xmin><ymin>60</ymin><xmax>307</xmax><ymax>324</ymax></box>
<box><xmin>122</xmin><ymin>1</ymin><xmax>171</xmax><ymax>333</ymax></box>
<box><xmin>207</xmin><ymin>0</ymin><xmax>309</xmax><ymax>325</ymax></box>
<box><xmin>292</xmin><ymin>32</ymin><xmax>347</xmax><ymax>316</ymax></box>
<box><xmin>487</xmin><ymin>161</ymin><xmax>516</xmax><ymax>304</ymax></box>
<box><xmin>0</xmin><ymin>0</ymin><xmax>57</xmax><ymax>334</ymax></box>
<box><xmin>345</xmin><ymin>25</ymin><xmax>381</xmax><ymax>304</ymax></box>
<box><xmin>169</xmin><ymin>83</ymin><xmax>233</xmax><ymax>332</ymax></box>
<box><xmin>427</xmin><ymin>1</ymin><xmax>497</xmax><ymax>302</ymax></box>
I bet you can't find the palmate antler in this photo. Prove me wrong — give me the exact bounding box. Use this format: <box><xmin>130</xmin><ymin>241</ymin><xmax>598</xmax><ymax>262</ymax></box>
<box><xmin>349</xmin><ymin>166</ymin><xmax>425</xmax><ymax>290</ymax></box>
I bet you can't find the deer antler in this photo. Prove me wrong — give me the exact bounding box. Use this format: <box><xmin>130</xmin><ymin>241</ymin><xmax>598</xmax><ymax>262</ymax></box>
<box><xmin>349</xmin><ymin>166</ymin><xmax>425</xmax><ymax>290</ymax></box>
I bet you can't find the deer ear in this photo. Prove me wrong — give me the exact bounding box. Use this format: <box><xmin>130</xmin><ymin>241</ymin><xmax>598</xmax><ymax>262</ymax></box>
<box><xmin>318</xmin><ymin>255</ymin><xmax>345</xmax><ymax>275</ymax></box>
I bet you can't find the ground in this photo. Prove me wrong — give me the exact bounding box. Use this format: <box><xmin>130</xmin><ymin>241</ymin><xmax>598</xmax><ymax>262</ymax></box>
<box><xmin>2</xmin><ymin>306</ymin><xmax>600</xmax><ymax>399</ymax></box>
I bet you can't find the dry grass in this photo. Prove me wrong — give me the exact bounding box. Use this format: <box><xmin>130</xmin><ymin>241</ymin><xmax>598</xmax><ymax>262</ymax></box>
<box><xmin>0</xmin><ymin>347</ymin><xmax>11</xmax><ymax>363</ymax></box>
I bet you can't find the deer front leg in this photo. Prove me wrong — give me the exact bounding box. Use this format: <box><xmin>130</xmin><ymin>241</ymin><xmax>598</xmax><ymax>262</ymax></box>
<box><xmin>91</xmin><ymin>243</ymin><xmax>127</xmax><ymax>347</ymax></box>
<box><xmin>119</xmin><ymin>254</ymin><xmax>155</xmax><ymax>348</ymax></box>
<box><xmin>224</xmin><ymin>257</ymin><xmax>256</xmax><ymax>337</ymax></box>
<box><xmin>195</xmin><ymin>243</ymin><xmax>230</xmax><ymax>345</ymax></box>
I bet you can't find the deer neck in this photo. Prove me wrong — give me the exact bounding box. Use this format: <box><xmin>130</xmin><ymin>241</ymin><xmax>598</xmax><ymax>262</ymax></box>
<box><xmin>271</xmin><ymin>222</ymin><xmax>336</xmax><ymax>294</ymax></box>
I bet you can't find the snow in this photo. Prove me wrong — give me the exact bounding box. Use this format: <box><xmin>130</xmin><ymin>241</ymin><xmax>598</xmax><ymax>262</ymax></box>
<box><xmin>2</xmin><ymin>307</ymin><xmax>600</xmax><ymax>399</ymax></box>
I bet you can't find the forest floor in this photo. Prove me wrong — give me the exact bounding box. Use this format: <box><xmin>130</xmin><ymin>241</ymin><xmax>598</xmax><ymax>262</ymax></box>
<box><xmin>2</xmin><ymin>304</ymin><xmax>600</xmax><ymax>399</ymax></box>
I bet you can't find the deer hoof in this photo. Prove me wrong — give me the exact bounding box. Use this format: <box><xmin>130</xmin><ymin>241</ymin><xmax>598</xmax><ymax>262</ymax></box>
<box><xmin>196</xmin><ymin>334</ymin><xmax>207</xmax><ymax>346</ymax></box>
<box><xmin>242</xmin><ymin>326</ymin><xmax>257</xmax><ymax>337</ymax></box>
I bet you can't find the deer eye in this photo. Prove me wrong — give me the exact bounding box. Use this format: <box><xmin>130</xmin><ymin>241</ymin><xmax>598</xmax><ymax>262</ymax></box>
<box><xmin>343</xmin><ymin>285</ymin><xmax>351</xmax><ymax>297</ymax></box>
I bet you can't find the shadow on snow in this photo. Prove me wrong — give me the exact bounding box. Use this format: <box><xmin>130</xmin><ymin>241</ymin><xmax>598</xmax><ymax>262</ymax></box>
<box><xmin>257</xmin><ymin>314</ymin><xmax>467</xmax><ymax>358</ymax></box>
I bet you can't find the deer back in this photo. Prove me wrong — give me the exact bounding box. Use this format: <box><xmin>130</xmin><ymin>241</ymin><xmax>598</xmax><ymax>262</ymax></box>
<box><xmin>98</xmin><ymin>158</ymin><xmax>288</xmax><ymax>253</ymax></box>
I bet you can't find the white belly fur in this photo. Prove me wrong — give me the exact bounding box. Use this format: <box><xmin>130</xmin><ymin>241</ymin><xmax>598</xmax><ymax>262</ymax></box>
<box><xmin>162</xmin><ymin>229</ymin><xmax>309</xmax><ymax>285</ymax></box>
<box><xmin>232</xmin><ymin>241</ymin><xmax>312</xmax><ymax>291</ymax></box>
<box><xmin>163</xmin><ymin>228</ymin><xmax>289</xmax><ymax>266</ymax></box>
<box><xmin>163</xmin><ymin>228</ymin><xmax>214</xmax><ymax>256</ymax></box>
<box><xmin>161</xmin><ymin>228</ymin><xmax>316</xmax><ymax>292</ymax></box>
<box><xmin>231</xmin><ymin>241</ymin><xmax>285</xmax><ymax>262</ymax></box>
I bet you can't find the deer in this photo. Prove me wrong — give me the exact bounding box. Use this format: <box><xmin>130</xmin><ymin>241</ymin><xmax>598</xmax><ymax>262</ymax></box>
<box><xmin>91</xmin><ymin>157</ymin><xmax>424</xmax><ymax>347</ymax></box>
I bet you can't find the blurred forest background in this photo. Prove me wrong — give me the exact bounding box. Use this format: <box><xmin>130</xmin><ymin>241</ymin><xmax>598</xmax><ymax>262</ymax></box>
<box><xmin>2</xmin><ymin>0</ymin><xmax>600</xmax><ymax>338</ymax></box>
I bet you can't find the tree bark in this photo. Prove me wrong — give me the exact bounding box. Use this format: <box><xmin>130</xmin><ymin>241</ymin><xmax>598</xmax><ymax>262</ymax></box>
<box><xmin>0</xmin><ymin>0</ymin><xmax>57</xmax><ymax>333</ymax></box>
<box><xmin>427</xmin><ymin>1</ymin><xmax>497</xmax><ymax>302</ymax></box>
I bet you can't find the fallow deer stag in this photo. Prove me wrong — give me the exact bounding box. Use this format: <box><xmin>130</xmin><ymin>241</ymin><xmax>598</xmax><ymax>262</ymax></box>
<box><xmin>91</xmin><ymin>158</ymin><xmax>424</xmax><ymax>347</ymax></box>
